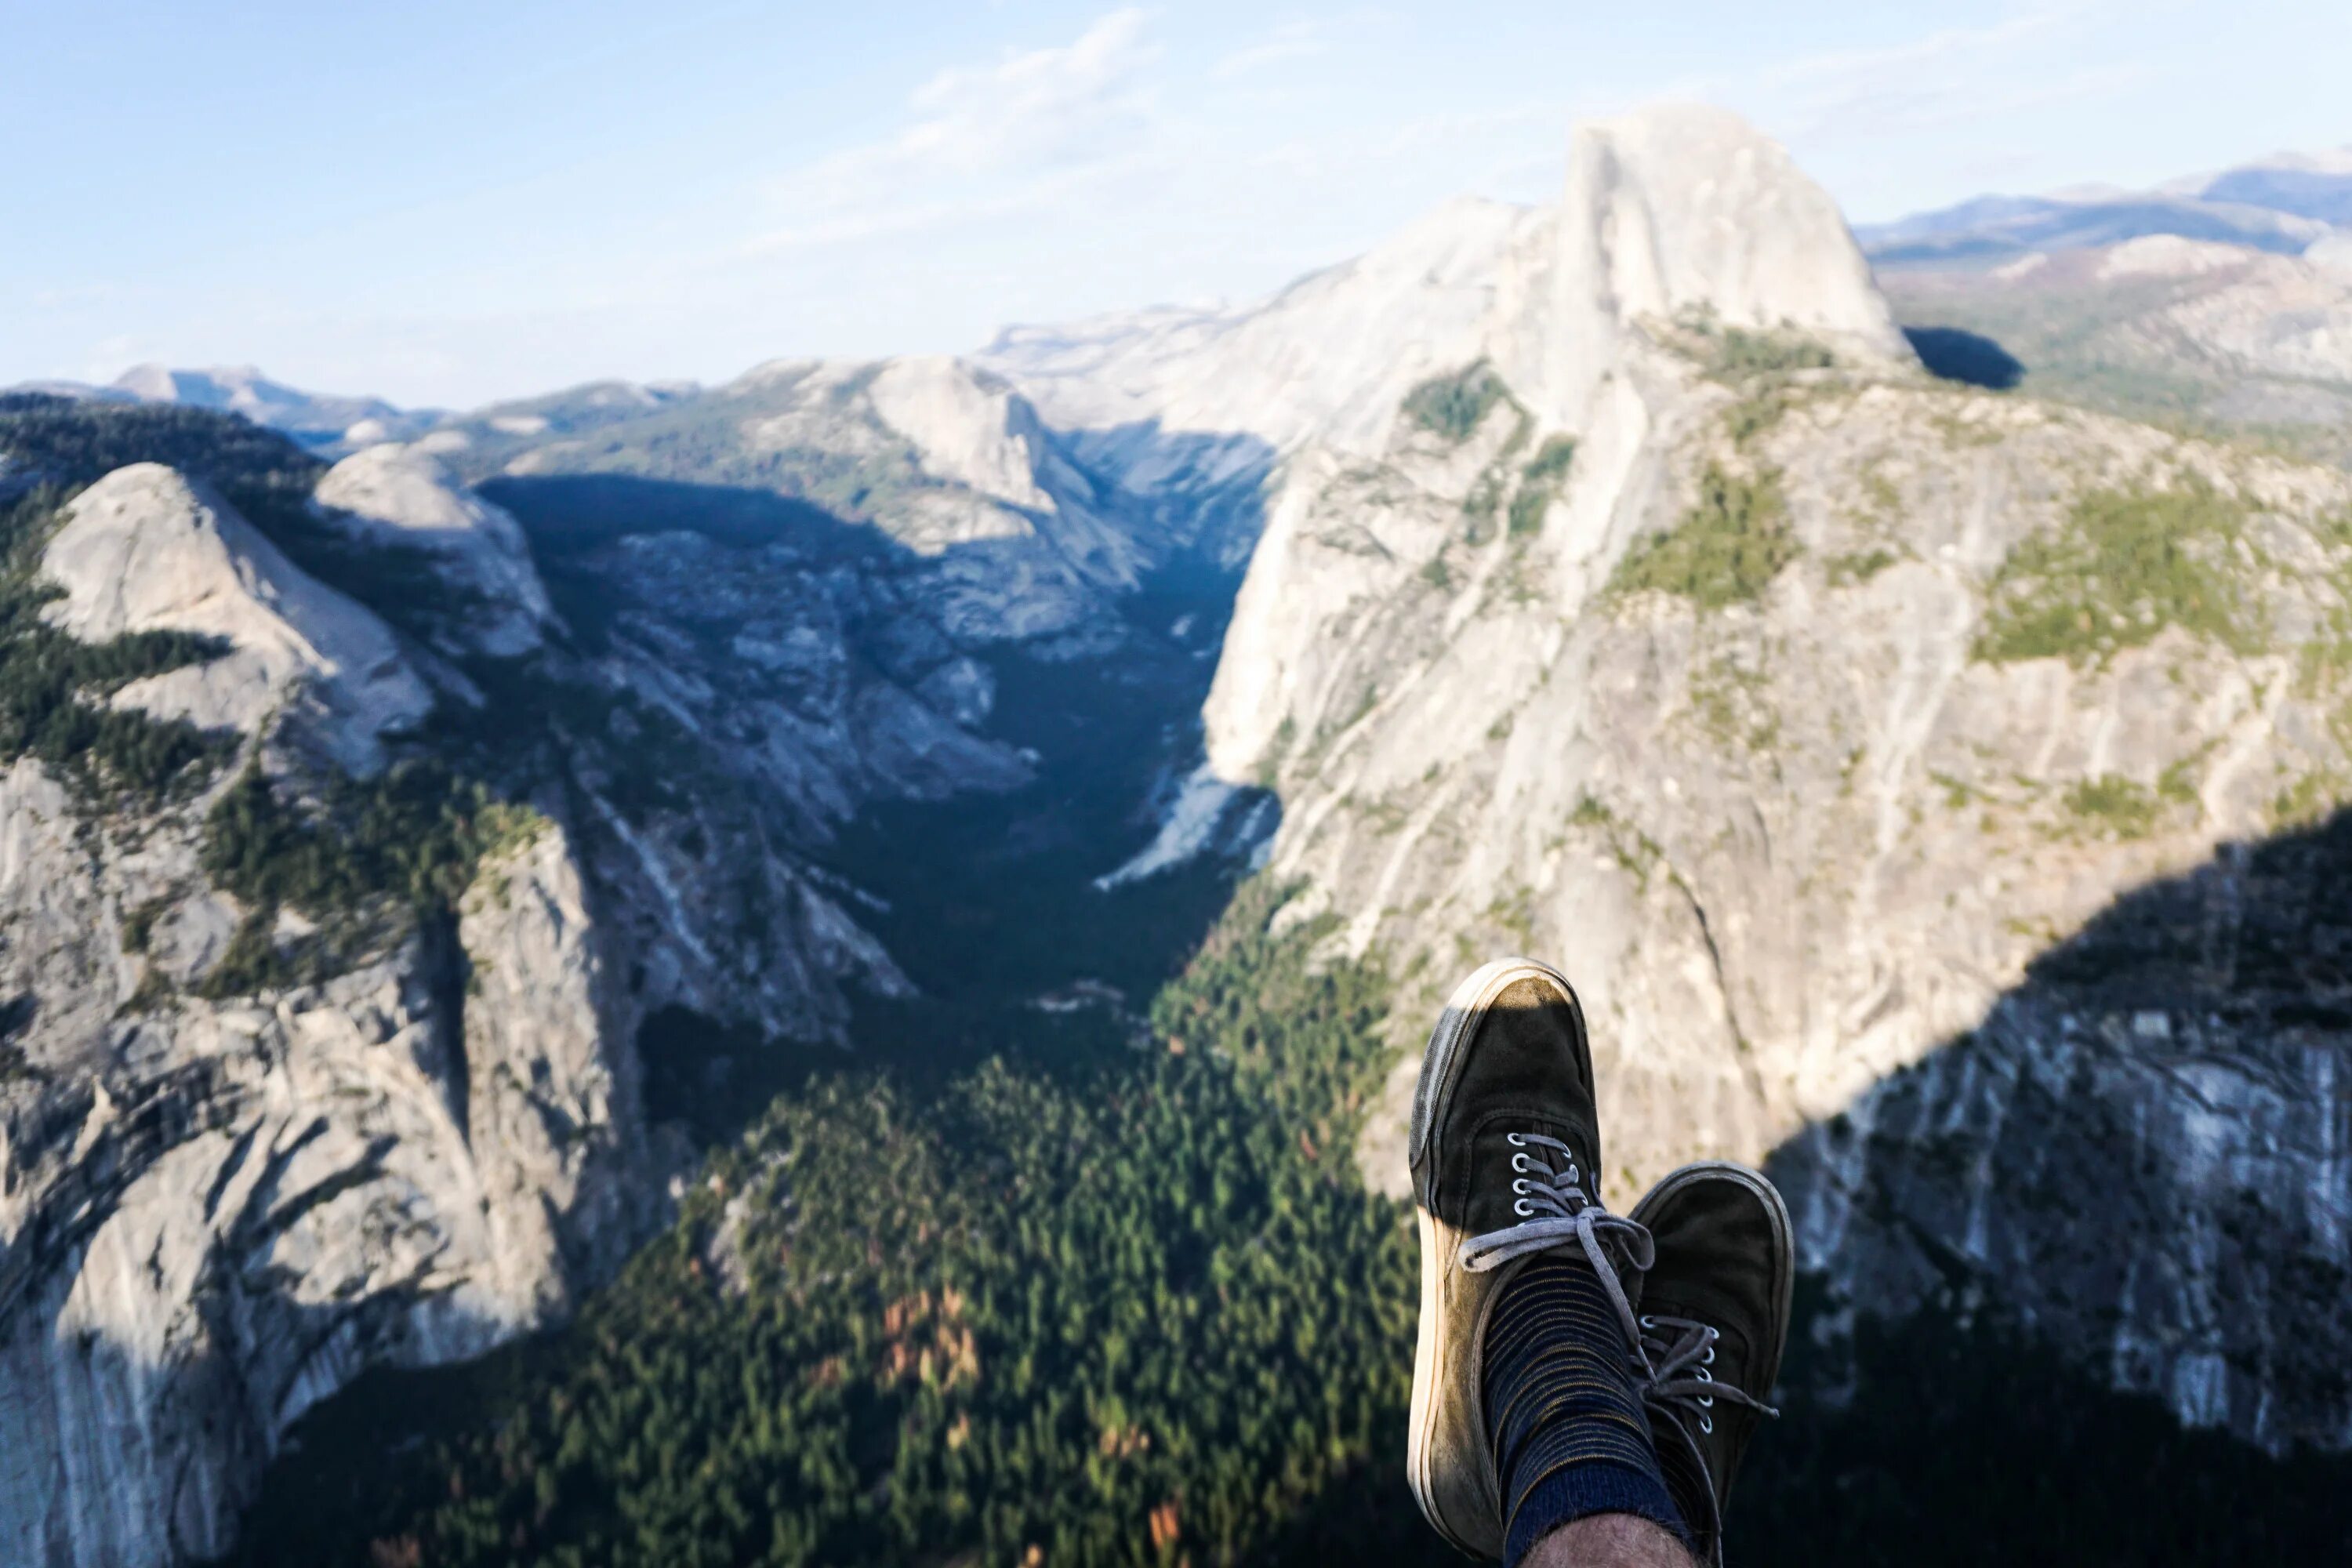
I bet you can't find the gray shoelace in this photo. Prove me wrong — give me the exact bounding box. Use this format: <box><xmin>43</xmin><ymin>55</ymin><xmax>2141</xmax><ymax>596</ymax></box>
<box><xmin>1637</xmin><ymin>1311</ymin><xmax>1780</xmax><ymax>1553</ymax></box>
<box><xmin>1458</xmin><ymin>1131</ymin><xmax>1655</xmax><ymax>1359</ymax></box>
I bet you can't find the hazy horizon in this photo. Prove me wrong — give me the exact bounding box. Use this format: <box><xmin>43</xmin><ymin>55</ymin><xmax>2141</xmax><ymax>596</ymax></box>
<box><xmin>9</xmin><ymin>0</ymin><xmax>2348</xmax><ymax>408</ymax></box>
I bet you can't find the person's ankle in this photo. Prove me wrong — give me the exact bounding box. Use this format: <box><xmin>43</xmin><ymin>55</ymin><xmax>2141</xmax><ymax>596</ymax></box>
<box><xmin>1521</xmin><ymin>1511</ymin><xmax>1699</xmax><ymax>1568</ymax></box>
<box><xmin>1504</xmin><ymin>1457</ymin><xmax>1686</xmax><ymax>1564</ymax></box>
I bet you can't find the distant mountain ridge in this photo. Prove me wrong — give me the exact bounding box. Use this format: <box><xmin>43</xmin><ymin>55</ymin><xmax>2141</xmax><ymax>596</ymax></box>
<box><xmin>1869</xmin><ymin>141</ymin><xmax>2352</xmax><ymax>466</ymax></box>
<box><xmin>1860</xmin><ymin>145</ymin><xmax>2352</xmax><ymax>269</ymax></box>
<box><xmin>1881</xmin><ymin>234</ymin><xmax>2352</xmax><ymax>460</ymax></box>
<box><xmin>11</xmin><ymin>364</ymin><xmax>445</xmax><ymax>456</ymax></box>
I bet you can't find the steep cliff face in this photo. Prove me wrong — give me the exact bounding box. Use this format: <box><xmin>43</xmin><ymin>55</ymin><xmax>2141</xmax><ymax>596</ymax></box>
<box><xmin>0</xmin><ymin>453</ymin><xmax>648</xmax><ymax>1566</ymax></box>
<box><xmin>1775</xmin><ymin>809</ymin><xmax>2352</xmax><ymax>1454</ymax></box>
<box><xmin>0</xmin><ymin>368</ymin><xmax>1196</xmax><ymax>1565</ymax></box>
<box><xmin>993</xmin><ymin>106</ymin><xmax>2352</xmax><ymax>1450</ymax></box>
<box><xmin>0</xmin><ymin>813</ymin><xmax>644</xmax><ymax>1567</ymax></box>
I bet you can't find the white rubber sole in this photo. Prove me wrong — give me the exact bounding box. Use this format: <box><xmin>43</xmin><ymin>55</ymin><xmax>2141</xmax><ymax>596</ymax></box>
<box><xmin>1405</xmin><ymin>956</ymin><xmax>1585</xmax><ymax>1555</ymax></box>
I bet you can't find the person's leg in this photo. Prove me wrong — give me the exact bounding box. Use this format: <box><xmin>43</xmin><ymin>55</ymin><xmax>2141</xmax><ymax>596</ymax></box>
<box><xmin>1403</xmin><ymin>960</ymin><xmax>1695</xmax><ymax>1565</ymax></box>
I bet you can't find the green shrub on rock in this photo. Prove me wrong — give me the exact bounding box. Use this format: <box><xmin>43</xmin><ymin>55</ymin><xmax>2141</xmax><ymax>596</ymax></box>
<box><xmin>1610</xmin><ymin>464</ymin><xmax>1798</xmax><ymax>608</ymax></box>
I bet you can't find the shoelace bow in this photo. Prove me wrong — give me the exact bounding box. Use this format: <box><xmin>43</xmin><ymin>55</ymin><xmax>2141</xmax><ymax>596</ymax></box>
<box><xmin>1457</xmin><ymin>1131</ymin><xmax>1655</xmax><ymax>1359</ymax></box>
<box><xmin>1637</xmin><ymin>1311</ymin><xmax>1780</xmax><ymax>1552</ymax></box>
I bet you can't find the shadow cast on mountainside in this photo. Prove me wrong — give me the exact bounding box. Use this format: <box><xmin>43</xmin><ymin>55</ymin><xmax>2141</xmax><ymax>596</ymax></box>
<box><xmin>479</xmin><ymin>473</ymin><xmax>905</xmax><ymax>659</ymax></box>
<box><xmin>1730</xmin><ymin>1276</ymin><xmax>2352</xmax><ymax>1563</ymax></box>
<box><xmin>480</xmin><ymin>474</ymin><xmax>901</xmax><ymax>562</ymax></box>
<box><xmin>1904</xmin><ymin>325</ymin><xmax>2026</xmax><ymax>390</ymax></box>
<box><xmin>1729</xmin><ymin>804</ymin><xmax>2352</xmax><ymax>1562</ymax></box>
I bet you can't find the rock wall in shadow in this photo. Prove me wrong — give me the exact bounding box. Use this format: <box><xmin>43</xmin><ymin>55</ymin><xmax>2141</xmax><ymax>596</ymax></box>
<box><xmin>1733</xmin><ymin>1275</ymin><xmax>2352</xmax><ymax>1563</ymax></box>
<box><xmin>1767</xmin><ymin>806</ymin><xmax>2352</xmax><ymax>1461</ymax></box>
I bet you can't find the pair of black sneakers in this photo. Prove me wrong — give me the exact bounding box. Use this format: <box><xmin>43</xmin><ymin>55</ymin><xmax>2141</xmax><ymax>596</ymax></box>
<box><xmin>1406</xmin><ymin>959</ymin><xmax>1793</xmax><ymax>1566</ymax></box>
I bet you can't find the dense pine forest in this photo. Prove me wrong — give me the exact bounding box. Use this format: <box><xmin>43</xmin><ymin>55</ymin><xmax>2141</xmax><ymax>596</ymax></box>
<box><xmin>232</xmin><ymin>880</ymin><xmax>1432</xmax><ymax>1566</ymax></box>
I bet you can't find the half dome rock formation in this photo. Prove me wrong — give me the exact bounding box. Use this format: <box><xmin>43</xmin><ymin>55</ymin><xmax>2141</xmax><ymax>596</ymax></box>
<box><xmin>984</xmin><ymin>104</ymin><xmax>1913</xmax><ymax>474</ymax></box>
<box><xmin>42</xmin><ymin>464</ymin><xmax>432</xmax><ymax>774</ymax></box>
<box><xmin>1558</xmin><ymin>104</ymin><xmax>1909</xmax><ymax>349</ymax></box>
<box><xmin>1497</xmin><ymin>103</ymin><xmax>1915</xmax><ymax>432</ymax></box>
<box><xmin>1194</xmin><ymin>104</ymin><xmax>1915</xmax><ymax>790</ymax></box>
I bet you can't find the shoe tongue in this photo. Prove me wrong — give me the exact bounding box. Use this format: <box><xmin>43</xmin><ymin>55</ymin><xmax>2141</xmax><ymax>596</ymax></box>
<box><xmin>1467</xmin><ymin>1122</ymin><xmax>1591</xmax><ymax>1235</ymax></box>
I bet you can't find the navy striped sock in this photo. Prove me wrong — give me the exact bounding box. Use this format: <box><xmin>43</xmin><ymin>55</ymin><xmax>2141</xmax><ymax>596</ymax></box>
<box><xmin>1483</xmin><ymin>1254</ymin><xmax>1688</xmax><ymax>1564</ymax></box>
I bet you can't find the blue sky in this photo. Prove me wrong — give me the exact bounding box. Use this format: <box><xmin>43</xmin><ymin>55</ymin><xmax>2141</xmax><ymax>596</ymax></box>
<box><xmin>5</xmin><ymin>1</ymin><xmax>2347</xmax><ymax>408</ymax></box>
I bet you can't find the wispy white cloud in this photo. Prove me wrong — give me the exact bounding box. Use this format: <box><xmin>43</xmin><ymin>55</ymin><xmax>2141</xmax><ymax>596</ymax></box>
<box><xmin>1677</xmin><ymin>0</ymin><xmax>2153</xmax><ymax>185</ymax></box>
<box><xmin>1758</xmin><ymin>4</ymin><xmax>2089</xmax><ymax>91</ymax></box>
<box><xmin>1803</xmin><ymin>57</ymin><xmax>2151</xmax><ymax>139</ymax></box>
<box><xmin>898</xmin><ymin>6</ymin><xmax>1156</xmax><ymax>172</ymax></box>
<box><xmin>749</xmin><ymin>7</ymin><xmax>1161</xmax><ymax>253</ymax></box>
<box><xmin>1211</xmin><ymin>20</ymin><xmax>1327</xmax><ymax>81</ymax></box>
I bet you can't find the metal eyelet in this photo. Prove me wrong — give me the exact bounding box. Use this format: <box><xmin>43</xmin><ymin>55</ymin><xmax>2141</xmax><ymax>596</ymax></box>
<box><xmin>1697</xmin><ymin>1394</ymin><xmax>1714</xmax><ymax>1408</ymax></box>
<box><xmin>1511</xmin><ymin>1153</ymin><xmax>1530</xmax><ymax>1173</ymax></box>
<box><xmin>1506</xmin><ymin>1133</ymin><xmax>1526</xmax><ymax>1147</ymax></box>
<box><xmin>1514</xmin><ymin>1199</ymin><xmax>1534</xmax><ymax>1217</ymax></box>
<box><xmin>1706</xmin><ymin>1327</ymin><xmax>1720</xmax><ymax>1341</ymax></box>
<box><xmin>1511</xmin><ymin>1178</ymin><xmax>1530</xmax><ymax>1196</ymax></box>
<box><xmin>1697</xmin><ymin>1367</ymin><xmax>1713</xmax><ymax>1381</ymax></box>
<box><xmin>1700</xmin><ymin>1415</ymin><xmax>1715</xmax><ymax>1435</ymax></box>
<box><xmin>1639</xmin><ymin>1316</ymin><xmax>1656</xmax><ymax>1329</ymax></box>
<box><xmin>1702</xmin><ymin>1347</ymin><xmax>1715</xmax><ymax>1365</ymax></box>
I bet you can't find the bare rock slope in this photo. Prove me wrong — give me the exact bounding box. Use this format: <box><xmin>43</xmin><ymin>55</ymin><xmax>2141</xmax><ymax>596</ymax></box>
<box><xmin>43</xmin><ymin>465</ymin><xmax>434</xmax><ymax>771</ymax></box>
<box><xmin>0</xmin><ymin>463</ymin><xmax>650</xmax><ymax>1566</ymax></box>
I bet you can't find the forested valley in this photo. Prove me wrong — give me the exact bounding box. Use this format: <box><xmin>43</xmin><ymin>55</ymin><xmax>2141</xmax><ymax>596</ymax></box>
<box><xmin>231</xmin><ymin>873</ymin><xmax>2352</xmax><ymax>1566</ymax></box>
